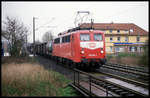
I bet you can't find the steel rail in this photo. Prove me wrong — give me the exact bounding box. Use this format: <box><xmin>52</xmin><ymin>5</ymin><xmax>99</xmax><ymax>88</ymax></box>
<box><xmin>106</xmin><ymin>62</ymin><xmax>148</xmax><ymax>73</ymax></box>
<box><xmin>102</xmin><ymin>64</ymin><xmax>149</xmax><ymax>77</ymax></box>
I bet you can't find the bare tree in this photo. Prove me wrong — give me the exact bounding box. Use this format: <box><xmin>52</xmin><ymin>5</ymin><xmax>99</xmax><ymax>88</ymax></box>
<box><xmin>2</xmin><ymin>16</ymin><xmax>29</xmax><ymax>56</ymax></box>
<box><xmin>42</xmin><ymin>31</ymin><xmax>53</xmax><ymax>42</ymax></box>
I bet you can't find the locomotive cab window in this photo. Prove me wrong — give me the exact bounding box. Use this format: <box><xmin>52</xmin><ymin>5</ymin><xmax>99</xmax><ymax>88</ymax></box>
<box><xmin>80</xmin><ymin>34</ymin><xmax>90</xmax><ymax>41</ymax></box>
<box><xmin>94</xmin><ymin>34</ymin><xmax>103</xmax><ymax>41</ymax></box>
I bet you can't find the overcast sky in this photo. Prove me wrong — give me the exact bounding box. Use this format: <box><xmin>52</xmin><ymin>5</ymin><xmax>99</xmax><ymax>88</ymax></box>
<box><xmin>2</xmin><ymin>1</ymin><xmax>149</xmax><ymax>43</ymax></box>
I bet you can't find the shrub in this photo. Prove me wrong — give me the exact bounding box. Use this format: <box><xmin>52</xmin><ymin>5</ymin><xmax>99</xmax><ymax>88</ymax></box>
<box><xmin>138</xmin><ymin>41</ymin><xmax>149</xmax><ymax>66</ymax></box>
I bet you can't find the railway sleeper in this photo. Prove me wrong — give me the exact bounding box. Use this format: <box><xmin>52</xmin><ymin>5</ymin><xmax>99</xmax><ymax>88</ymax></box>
<box><xmin>91</xmin><ymin>80</ymin><xmax>106</xmax><ymax>86</ymax></box>
<box><xmin>97</xmin><ymin>83</ymin><xmax>106</xmax><ymax>87</ymax></box>
<box><xmin>109</xmin><ymin>87</ymin><xmax>119</xmax><ymax>91</ymax></box>
<box><xmin>107</xmin><ymin>87</ymin><xmax>123</xmax><ymax>94</ymax></box>
<box><xmin>119</xmin><ymin>92</ymin><xmax>129</xmax><ymax>96</ymax></box>
<box><xmin>126</xmin><ymin>93</ymin><xmax>135</xmax><ymax>96</ymax></box>
<box><xmin>102</xmin><ymin>84</ymin><xmax>109</xmax><ymax>88</ymax></box>
<box><xmin>114</xmin><ymin>89</ymin><xmax>123</xmax><ymax>93</ymax></box>
<box><xmin>98</xmin><ymin>83</ymin><xmax>106</xmax><ymax>86</ymax></box>
<box><xmin>106</xmin><ymin>85</ymin><xmax>114</xmax><ymax>89</ymax></box>
<box><xmin>90</xmin><ymin>80</ymin><xmax>97</xmax><ymax>84</ymax></box>
<box><xmin>95</xmin><ymin>82</ymin><xmax>107</xmax><ymax>88</ymax></box>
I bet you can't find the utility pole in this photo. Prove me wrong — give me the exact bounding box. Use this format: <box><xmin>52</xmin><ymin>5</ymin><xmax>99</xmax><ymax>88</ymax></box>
<box><xmin>33</xmin><ymin>17</ymin><xmax>36</xmax><ymax>57</ymax></box>
<box><xmin>25</xmin><ymin>32</ymin><xmax>28</xmax><ymax>55</ymax></box>
<box><xmin>33</xmin><ymin>17</ymin><xmax>55</xmax><ymax>56</ymax></box>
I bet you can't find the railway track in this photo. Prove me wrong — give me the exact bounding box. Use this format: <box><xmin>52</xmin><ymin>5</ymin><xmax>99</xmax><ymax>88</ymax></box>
<box><xmin>105</xmin><ymin>62</ymin><xmax>149</xmax><ymax>75</ymax></box>
<box><xmin>70</xmin><ymin>68</ymin><xmax>148</xmax><ymax>97</ymax></box>
<box><xmin>100</xmin><ymin>62</ymin><xmax>149</xmax><ymax>86</ymax></box>
<box><xmin>56</xmin><ymin>58</ymin><xmax>149</xmax><ymax>89</ymax></box>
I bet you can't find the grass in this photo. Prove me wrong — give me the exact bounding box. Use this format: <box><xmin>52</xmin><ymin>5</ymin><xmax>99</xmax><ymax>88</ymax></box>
<box><xmin>2</xmin><ymin>57</ymin><xmax>80</xmax><ymax>96</ymax></box>
<box><xmin>106</xmin><ymin>52</ymin><xmax>148</xmax><ymax>66</ymax></box>
<box><xmin>106</xmin><ymin>52</ymin><xmax>139</xmax><ymax>58</ymax></box>
<box><xmin>116</xmin><ymin>52</ymin><xmax>139</xmax><ymax>57</ymax></box>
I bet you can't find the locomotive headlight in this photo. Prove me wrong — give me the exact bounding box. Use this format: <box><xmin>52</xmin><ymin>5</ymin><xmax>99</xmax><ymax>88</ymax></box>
<box><xmin>81</xmin><ymin>48</ymin><xmax>84</xmax><ymax>54</ymax></box>
<box><xmin>100</xmin><ymin>48</ymin><xmax>103</xmax><ymax>53</ymax></box>
<box><xmin>81</xmin><ymin>50</ymin><xmax>84</xmax><ymax>54</ymax></box>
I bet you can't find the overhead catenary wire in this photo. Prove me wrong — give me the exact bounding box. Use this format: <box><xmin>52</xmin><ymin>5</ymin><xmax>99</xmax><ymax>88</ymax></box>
<box><xmin>35</xmin><ymin>17</ymin><xmax>56</xmax><ymax>31</ymax></box>
<box><xmin>54</xmin><ymin>4</ymin><xmax>95</xmax><ymax>33</ymax></box>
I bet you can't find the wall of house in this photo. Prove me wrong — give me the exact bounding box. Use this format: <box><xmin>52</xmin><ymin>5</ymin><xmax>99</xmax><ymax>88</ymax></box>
<box><xmin>128</xmin><ymin>36</ymin><xmax>148</xmax><ymax>43</ymax></box>
<box><xmin>105</xmin><ymin>30</ymin><xmax>129</xmax><ymax>34</ymax></box>
<box><xmin>104</xmin><ymin>30</ymin><xmax>148</xmax><ymax>54</ymax></box>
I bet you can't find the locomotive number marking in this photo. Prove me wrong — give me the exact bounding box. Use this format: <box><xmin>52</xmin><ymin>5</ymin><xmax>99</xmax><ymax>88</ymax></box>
<box><xmin>88</xmin><ymin>54</ymin><xmax>96</xmax><ymax>56</ymax></box>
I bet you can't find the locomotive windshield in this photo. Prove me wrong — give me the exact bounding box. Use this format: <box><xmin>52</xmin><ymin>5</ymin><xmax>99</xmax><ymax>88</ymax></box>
<box><xmin>94</xmin><ymin>34</ymin><xmax>103</xmax><ymax>41</ymax></box>
<box><xmin>80</xmin><ymin>34</ymin><xmax>90</xmax><ymax>41</ymax></box>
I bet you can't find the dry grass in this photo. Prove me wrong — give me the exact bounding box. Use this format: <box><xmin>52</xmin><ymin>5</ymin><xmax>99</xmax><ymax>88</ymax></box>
<box><xmin>2</xmin><ymin>63</ymin><xmax>50</xmax><ymax>84</ymax></box>
<box><xmin>108</xmin><ymin>56</ymin><xmax>140</xmax><ymax>66</ymax></box>
<box><xmin>106</xmin><ymin>52</ymin><xmax>148</xmax><ymax>66</ymax></box>
<box><xmin>2</xmin><ymin>63</ymin><xmax>71</xmax><ymax>96</ymax></box>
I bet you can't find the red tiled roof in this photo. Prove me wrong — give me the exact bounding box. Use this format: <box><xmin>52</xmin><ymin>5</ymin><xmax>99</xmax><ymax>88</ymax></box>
<box><xmin>79</xmin><ymin>23</ymin><xmax>148</xmax><ymax>36</ymax></box>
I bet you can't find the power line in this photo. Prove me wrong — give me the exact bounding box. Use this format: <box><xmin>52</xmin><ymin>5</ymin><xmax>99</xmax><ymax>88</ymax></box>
<box><xmin>35</xmin><ymin>17</ymin><xmax>55</xmax><ymax>30</ymax></box>
<box><xmin>51</xmin><ymin>4</ymin><xmax>95</xmax><ymax>33</ymax></box>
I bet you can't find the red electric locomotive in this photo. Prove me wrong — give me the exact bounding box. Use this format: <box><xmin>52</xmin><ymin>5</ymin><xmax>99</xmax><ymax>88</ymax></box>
<box><xmin>52</xmin><ymin>28</ymin><xmax>106</xmax><ymax>70</ymax></box>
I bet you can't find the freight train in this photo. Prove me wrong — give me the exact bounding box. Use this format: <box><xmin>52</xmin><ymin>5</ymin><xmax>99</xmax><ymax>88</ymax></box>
<box><xmin>29</xmin><ymin>27</ymin><xmax>107</xmax><ymax>70</ymax></box>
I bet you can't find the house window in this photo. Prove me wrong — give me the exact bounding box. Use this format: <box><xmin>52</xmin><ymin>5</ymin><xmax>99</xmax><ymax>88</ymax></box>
<box><xmin>135</xmin><ymin>47</ymin><xmax>137</xmax><ymax>51</ymax></box>
<box><xmin>129</xmin><ymin>46</ymin><xmax>137</xmax><ymax>52</ymax></box>
<box><xmin>120</xmin><ymin>47</ymin><xmax>124</xmax><ymax>52</ymax></box>
<box><xmin>115</xmin><ymin>47</ymin><xmax>120</xmax><ymax>52</ymax></box>
<box><xmin>129</xmin><ymin>47</ymin><xmax>132</xmax><ymax>52</ymax></box>
<box><xmin>130</xmin><ymin>29</ymin><xmax>133</xmax><ymax>32</ymax></box>
<box><xmin>140</xmin><ymin>47</ymin><xmax>143</xmax><ymax>52</ymax></box>
<box><xmin>117</xmin><ymin>37</ymin><xmax>120</xmax><ymax>42</ymax></box>
<box><xmin>110</xmin><ymin>30</ymin><xmax>112</xmax><ymax>33</ymax></box>
<box><xmin>137</xmin><ymin>36</ymin><xmax>140</xmax><ymax>42</ymax></box>
<box><xmin>125</xmin><ymin>30</ymin><xmax>128</xmax><ymax>33</ymax></box>
<box><xmin>110</xmin><ymin>37</ymin><xmax>113</xmax><ymax>42</ymax></box>
<box><xmin>125</xmin><ymin>37</ymin><xmax>128</xmax><ymax>42</ymax></box>
<box><xmin>117</xmin><ymin>30</ymin><xmax>120</xmax><ymax>33</ymax></box>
